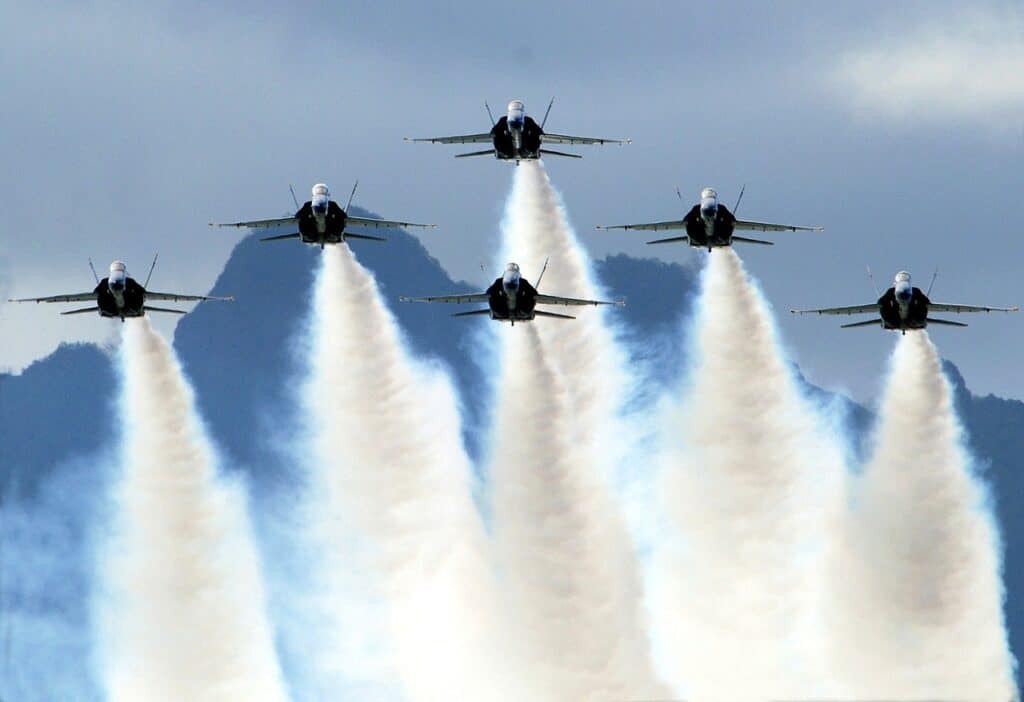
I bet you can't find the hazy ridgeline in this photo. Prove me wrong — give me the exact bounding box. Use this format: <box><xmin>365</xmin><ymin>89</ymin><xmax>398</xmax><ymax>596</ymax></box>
<box><xmin>0</xmin><ymin>165</ymin><xmax>1015</xmax><ymax>702</ymax></box>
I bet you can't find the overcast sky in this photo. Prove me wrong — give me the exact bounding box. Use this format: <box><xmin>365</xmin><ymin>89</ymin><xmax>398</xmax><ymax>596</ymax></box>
<box><xmin>2</xmin><ymin>1</ymin><xmax>1023</xmax><ymax>402</ymax></box>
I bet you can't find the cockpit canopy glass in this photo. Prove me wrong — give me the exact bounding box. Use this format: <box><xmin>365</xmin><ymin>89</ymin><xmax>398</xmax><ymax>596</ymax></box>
<box><xmin>507</xmin><ymin>100</ymin><xmax>524</xmax><ymax>112</ymax></box>
<box><xmin>506</xmin><ymin>262</ymin><xmax>520</xmax><ymax>272</ymax></box>
<box><xmin>312</xmin><ymin>184</ymin><xmax>329</xmax><ymax>198</ymax></box>
<box><xmin>110</xmin><ymin>261</ymin><xmax>127</xmax><ymax>272</ymax></box>
<box><xmin>701</xmin><ymin>187</ymin><xmax>717</xmax><ymax>200</ymax></box>
<box><xmin>895</xmin><ymin>271</ymin><xmax>911</xmax><ymax>283</ymax></box>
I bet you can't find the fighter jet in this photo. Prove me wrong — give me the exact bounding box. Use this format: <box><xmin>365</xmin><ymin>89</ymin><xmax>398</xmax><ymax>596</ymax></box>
<box><xmin>399</xmin><ymin>261</ymin><xmax>624</xmax><ymax>324</ymax></box>
<box><xmin>596</xmin><ymin>187</ymin><xmax>823</xmax><ymax>250</ymax></box>
<box><xmin>790</xmin><ymin>270</ymin><xmax>1019</xmax><ymax>334</ymax></box>
<box><xmin>8</xmin><ymin>257</ymin><xmax>233</xmax><ymax>321</ymax></box>
<box><xmin>405</xmin><ymin>99</ymin><xmax>629</xmax><ymax>162</ymax></box>
<box><xmin>210</xmin><ymin>182</ymin><xmax>436</xmax><ymax>248</ymax></box>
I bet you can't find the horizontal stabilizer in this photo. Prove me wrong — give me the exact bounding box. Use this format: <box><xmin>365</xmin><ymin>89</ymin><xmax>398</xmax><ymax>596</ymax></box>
<box><xmin>451</xmin><ymin>308</ymin><xmax>491</xmax><ymax>318</ymax></box>
<box><xmin>840</xmin><ymin>319</ymin><xmax>882</xmax><ymax>329</ymax></box>
<box><xmin>145</xmin><ymin>306</ymin><xmax>188</xmax><ymax>315</ymax></box>
<box><xmin>538</xmin><ymin>149</ymin><xmax>583</xmax><ymax>159</ymax></box>
<box><xmin>344</xmin><ymin>233</ymin><xmax>388</xmax><ymax>243</ymax></box>
<box><xmin>646</xmin><ymin>235</ymin><xmax>690</xmax><ymax>245</ymax></box>
<box><xmin>454</xmin><ymin>149</ymin><xmax>494</xmax><ymax>158</ymax></box>
<box><xmin>533</xmin><ymin>310</ymin><xmax>576</xmax><ymax>320</ymax></box>
<box><xmin>60</xmin><ymin>306</ymin><xmax>100</xmax><ymax>316</ymax></box>
<box><xmin>731</xmin><ymin>236</ymin><xmax>775</xmax><ymax>246</ymax></box>
<box><xmin>927</xmin><ymin>317</ymin><xmax>969</xmax><ymax>328</ymax></box>
<box><xmin>260</xmin><ymin>233</ymin><xmax>302</xmax><ymax>243</ymax></box>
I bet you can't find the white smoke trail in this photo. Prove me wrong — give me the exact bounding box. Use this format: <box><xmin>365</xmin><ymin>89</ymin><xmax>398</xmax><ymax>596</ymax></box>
<box><xmin>304</xmin><ymin>245</ymin><xmax>515</xmax><ymax>702</ymax></box>
<box><xmin>99</xmin><ymin>318</ymin><xmax>288</xmax><ymax>702</ymax></box>
<box><xmin>825</xmin><ymin>330</ymin><xmax>1016</xmax><ymax>700</ymax></box>
<box><xmin>492</xmin><ymin>161</ymin><xmax>667</xmax><ymax>699</ymax></box>
<box><xmin>650</xmin><ymin>248</ymin><xmax>844</xmax><ymax>699</ymax></box>
<box><xmin>491</xmin><ymin>324</ymin><xmax>666</xmax><ymax>701</ymax></box>
<box><xmin>502</xmin><ymin>162</ymin><xmax>624</xmax><ymax>463</ymax></box>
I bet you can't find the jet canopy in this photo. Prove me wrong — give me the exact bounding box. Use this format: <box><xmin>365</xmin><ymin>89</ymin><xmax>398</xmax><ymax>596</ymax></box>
<box><xmin>895</xmin><ymin>271</ymin><xmax>912</xmax><ymax>284</ymax></box>
<box><xmin>312</xmin><ymin>184</ymin><xmax>330</xmax><ymax>198</ymax></box>
<box><xmin>701</xmin><ymin>187</ymin><xmax>718</xmax><ymax>200</ymax></box>
<box><xmin>507</xmin><ymin>100</ymin><xmax>524</xmax><ymax>112</ymax></box>
<box><xmin>110</xmin><ymin>261</ymin><xmax>127</xmax><ymax>273</ymax></box>
<box><xmin>505</xmin><ymin>262</ymin><xmax>521</xmax><ymax>273</ymax></box>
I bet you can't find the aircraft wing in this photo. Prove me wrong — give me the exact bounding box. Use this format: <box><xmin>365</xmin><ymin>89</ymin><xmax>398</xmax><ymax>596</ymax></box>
<box><xmin>399</xmin><ymin>293</ymin><xmax>489</xmax><ymax>304</ymax></box>
<box><xmin>347</xmin><ymin>216</ymin><xmax>436</xmax><ymax>230</ymax></box>
<box><xmin>734</xmin><ymin>219</ymin><xmax>824</xmax><ymax>233</ymax></box>
<box><xmin>146</xmin><ymin>292</ymin><xmax>235</xmax><ymax>302</ymax></box>
<box><xmin>541</xmin><ymin>133</ymin><xmax>629</xmax><ymax>145</ymax></box>
<box><xmin>596</xmin><ymin>220</ymin><xmax>687</xmax><ymax>232</ymax></box>
<box><xmin>929</xmin><ymin>303</ymin><xmax>1020</xmax><ymax>314</ymax></box>
<box><xmin>405</xmin><ymin>133</ymin><xmax>492</xmax><ymax>144</ymax></box>
<box><xmin>209</xmin><ymin>216</ymin><xmax>298</xmax><ymax>229</ymax></box>
<box><xmin>790</xmin><ymin>304</ymin><xmax>878</xmax><ymax>316</ymax></box>
<box><xmin>9</xmin><ymin>292</ymin><xmax>95</xmax><ymax>303</ymax></box>
<box><xmin>535</xmin><ymin>294</ymin><xmax>624</xmax><ymax>307</ymax></box>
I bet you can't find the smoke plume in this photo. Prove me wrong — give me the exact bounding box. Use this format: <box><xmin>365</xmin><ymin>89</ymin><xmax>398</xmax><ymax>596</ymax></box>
<box><xmin>99</xmin><ymin>318</ymin><xmax>288</xmax><ymax>702</ymax></box>
<box><xmin>825</xmin><ymin>330</ymin><xmax>1016</xmax><ymax>699</ymax></box>
<box><xmin>304</xmin><ymin>245</ymin><xmax>514</xmax><ymax>702</ymax></box>
<box><xmin>491</xmin><ymin>324</ymin><xmax>666</xmax><ymax>700</ymax></box>
<box><xmin>650</xmin><ymin>248</ymin><xmax>844</xmax><ymax>699</ymax></box>
<box><xmin>491</xmin><ymin>161</ymin><xmax>666</xmax><ymax>699</ymax></box>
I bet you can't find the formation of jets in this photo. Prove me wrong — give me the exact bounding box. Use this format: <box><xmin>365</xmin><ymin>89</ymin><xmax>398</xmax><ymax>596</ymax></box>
<box><xmin>7</xmin><ymin>97</ymin><xmax>1018</xmax><ymax>334</ymax></box>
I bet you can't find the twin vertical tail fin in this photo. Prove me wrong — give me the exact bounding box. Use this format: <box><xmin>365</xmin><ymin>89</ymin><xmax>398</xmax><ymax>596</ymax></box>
<box><xmin>345</xmin><ymin>180</ymin><xmax>359</xmax><ymax>211</ymax></box>
<box><xmin>144</xmin><ymin>254</ymin><xmax>159</xmax><ymax>288</ymax></box>
<box><xmin>535</xmin><ymin>257</ymin><xmax>550</xmax><ymax>289</ymax></box>
<box><xmin>733</xmin><ymin>184</ymin><xmax>746</xmax><ymax>214</ymax></box>
<box><xmin>866</xmin><ymin>266</ymin><xmax>881</xmax><ymax>297</ymax></box>
<box><xmin>540</xmin><ymin>97</ymin><xmax>555</xmax><ymax>130</ymax></box>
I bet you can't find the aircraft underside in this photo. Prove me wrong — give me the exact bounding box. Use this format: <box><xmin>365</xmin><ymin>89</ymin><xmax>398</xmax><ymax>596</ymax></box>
<box><xmin>99</xmin><ymin>306</ymin><xmax>145</xmax><ymax>319</ymax></box>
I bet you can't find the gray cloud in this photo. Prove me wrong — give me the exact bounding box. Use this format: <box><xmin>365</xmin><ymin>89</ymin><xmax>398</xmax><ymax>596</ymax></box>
<box><xmin>1</xmin><ymin>0</ymin><xmax>1022</xmax><ymax>402</ymax></box>
<box><xmin>827</xmin><ymin>5</ymin><xmax>1024</xmax><ymax>128</ymax></box>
